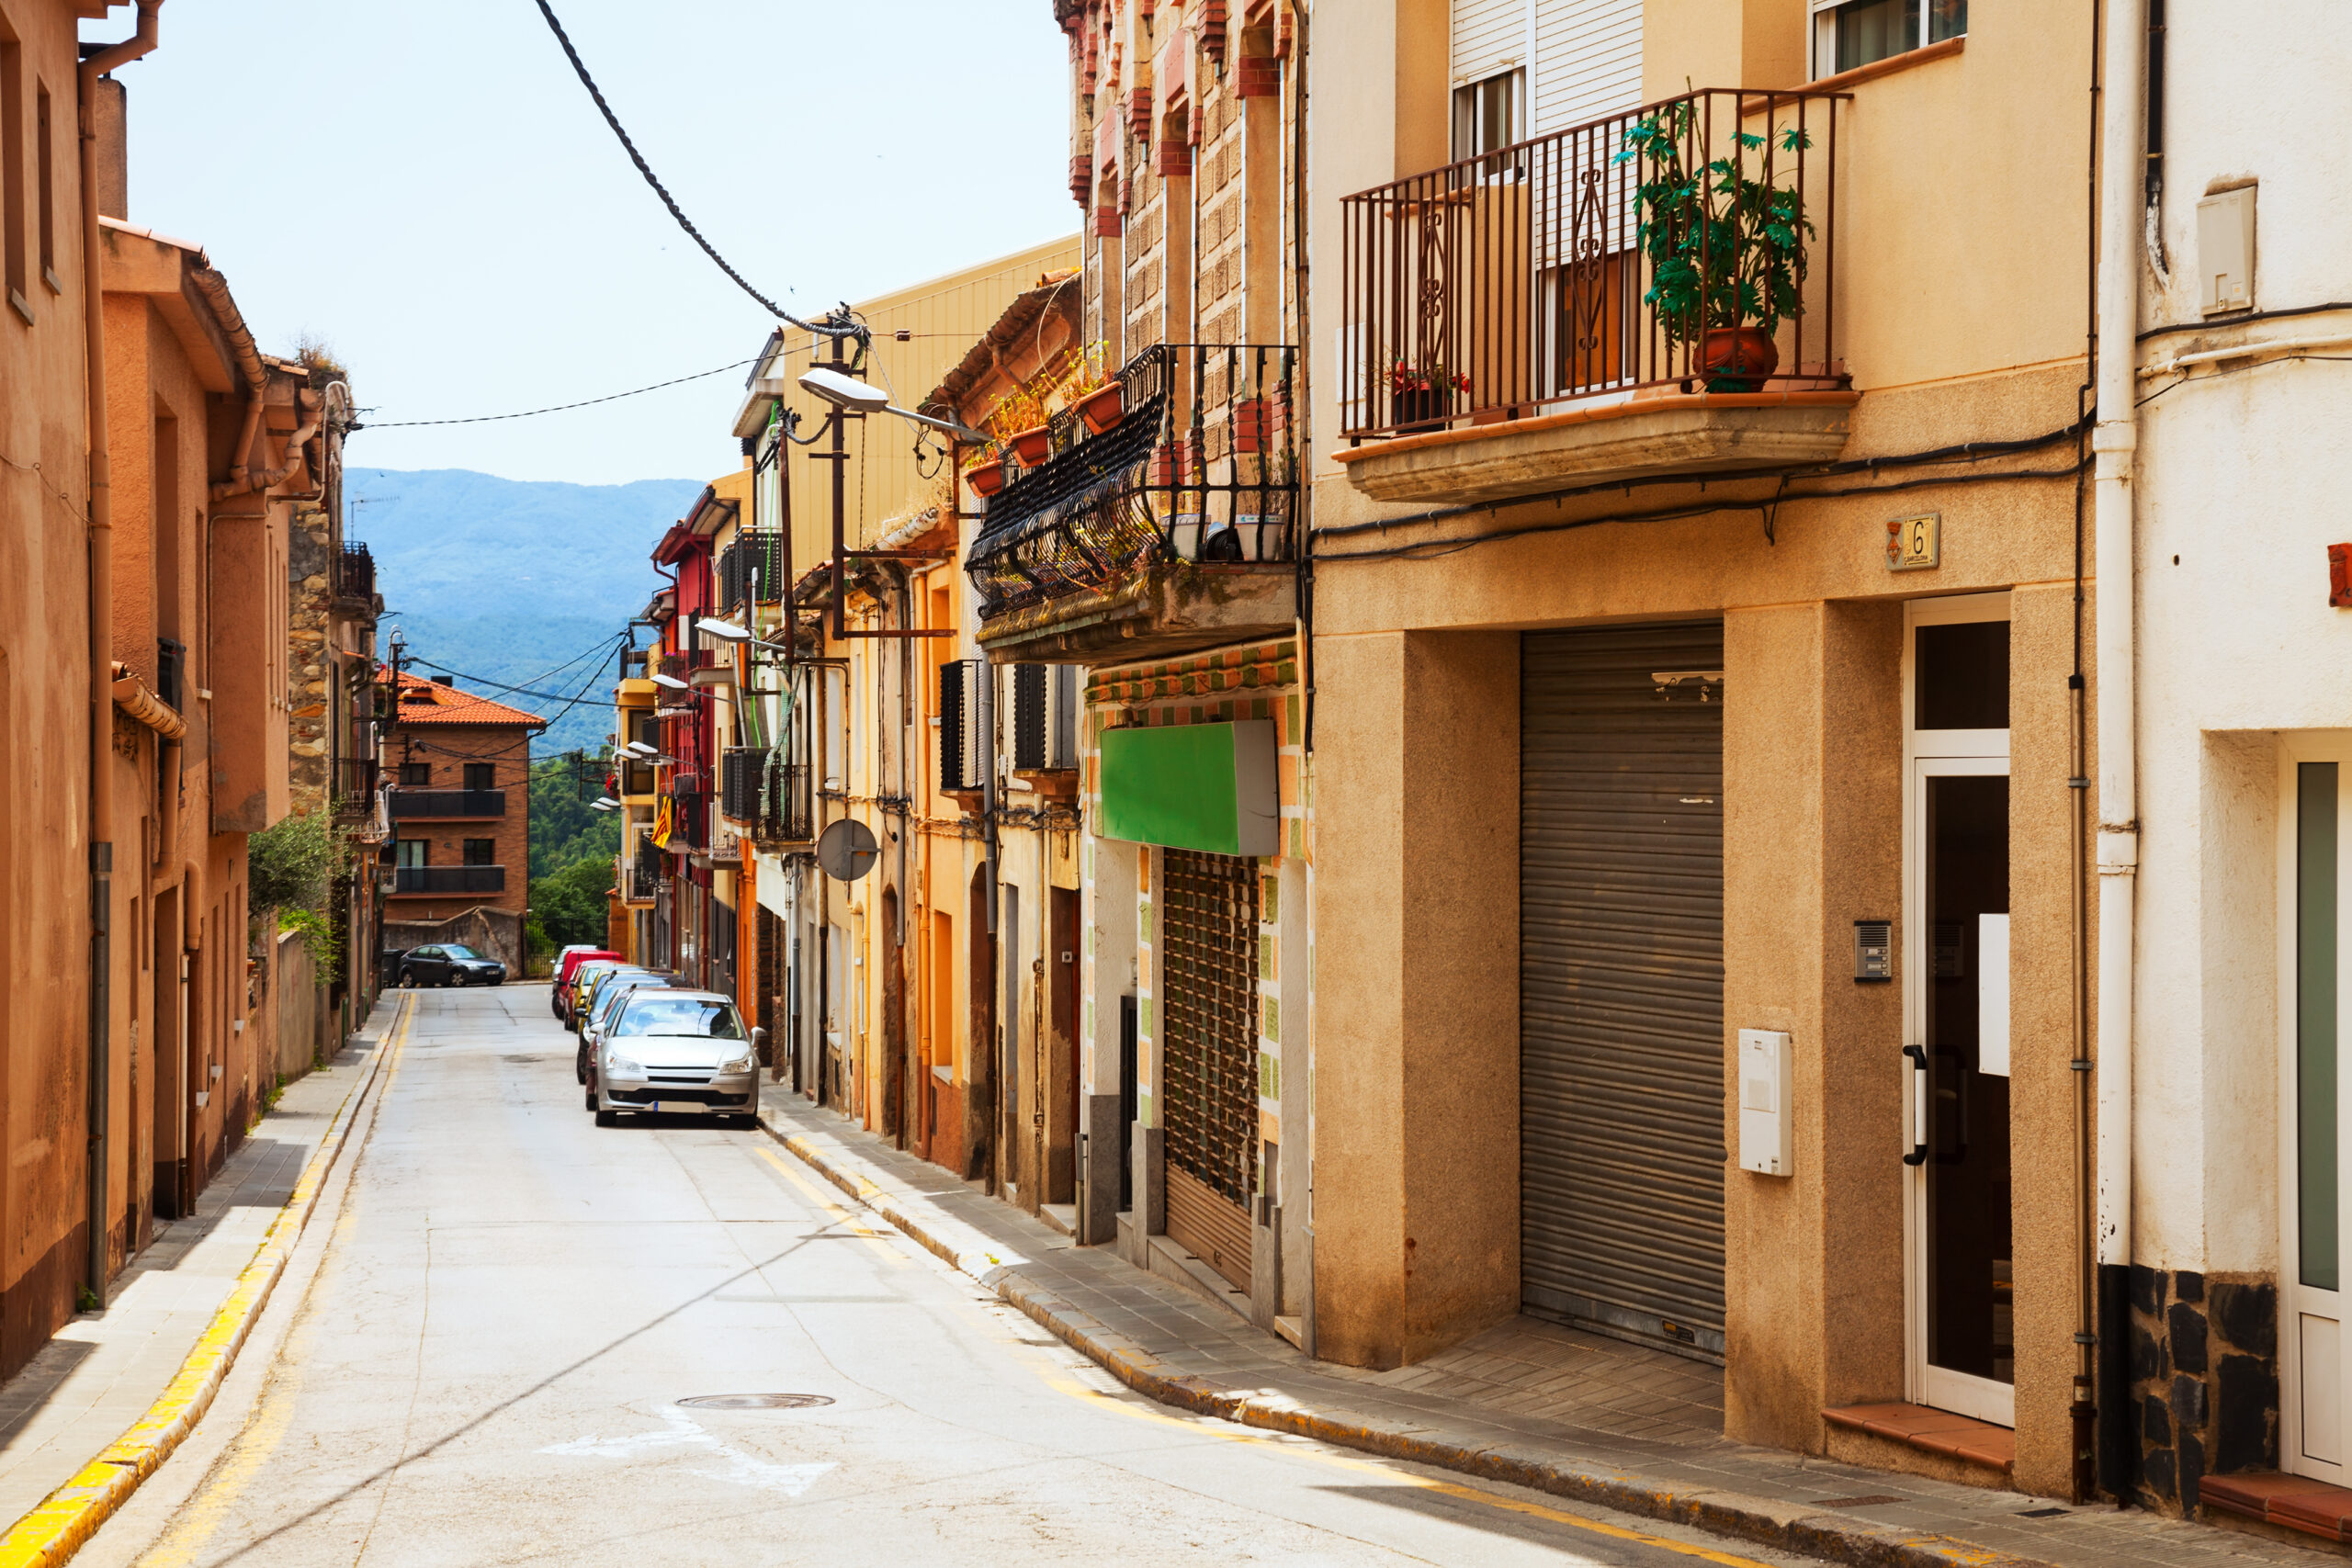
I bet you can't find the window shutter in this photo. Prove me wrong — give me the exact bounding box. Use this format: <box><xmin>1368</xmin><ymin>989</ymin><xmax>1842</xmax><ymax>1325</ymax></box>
<box><xmin>1452</xmin><ymin>0</ymin><xmax>1527</xmax><ymax>89</ymax></box>
<box><xmin>1013</xmin><ymin>664</ymin><xmax>1048</xmax><ymax>773</ymax></box>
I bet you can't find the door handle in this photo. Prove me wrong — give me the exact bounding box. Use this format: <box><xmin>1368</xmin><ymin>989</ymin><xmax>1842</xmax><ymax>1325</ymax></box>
<box><xmin>1902</xmin><ymin>1044</ymin><xmax>1928</xmax><ymax>1166</ymax></box>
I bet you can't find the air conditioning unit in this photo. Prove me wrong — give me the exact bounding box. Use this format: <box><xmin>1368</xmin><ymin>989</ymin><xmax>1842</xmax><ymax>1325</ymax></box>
<box><xmin>1013</xmin><ymin>664</ymin><xmax>1080</xmax><ymax>772</ymax></box>
<box><xmin>939</xmin><ymin>659</ymin><xmax>987</xmax><ymax>793</ymax></box>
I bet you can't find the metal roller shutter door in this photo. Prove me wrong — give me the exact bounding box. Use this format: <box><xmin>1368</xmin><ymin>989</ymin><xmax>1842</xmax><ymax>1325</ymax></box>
<box><xmin>1521</xmin><ymin>622</ymin><xmax>1725</xmax><ymax>1359</ymax></box>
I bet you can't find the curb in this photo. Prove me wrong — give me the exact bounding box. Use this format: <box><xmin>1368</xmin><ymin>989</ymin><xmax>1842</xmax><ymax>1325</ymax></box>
<box><xmin>0</xmin><ymin>993</ymin><xmax>408</xmax><ymax>1568</ymax></box>
<box><xmin>763</xmin><ymin>1115</ymin><xmax>2051</xmax><ymax>1568</ymax></box>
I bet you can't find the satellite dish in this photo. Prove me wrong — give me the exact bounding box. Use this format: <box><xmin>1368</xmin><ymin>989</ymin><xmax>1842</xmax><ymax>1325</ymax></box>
<box><xmin>816</xmin><ymin>818</ymin><xmax>881</xmax><ymax>882</ymax></box>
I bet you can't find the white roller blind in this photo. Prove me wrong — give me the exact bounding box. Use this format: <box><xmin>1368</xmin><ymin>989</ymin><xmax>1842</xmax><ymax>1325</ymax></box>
<box><xmin>1453</xmin><ymin>0</ymin><xmax>1527</xmax><ymax>86</ymax></box>
<box><xmin>1532</xmin><ymin>0</ymin><xmax>1644</xmax><ymax>132</ymax></box>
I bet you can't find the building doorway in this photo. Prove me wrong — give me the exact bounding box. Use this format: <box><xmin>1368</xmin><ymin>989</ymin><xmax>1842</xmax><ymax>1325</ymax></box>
<box><xmin>1904</xmin><ymin>594</ymin><xmax>2015</xmax><ymax>1427</ymax></box>
<box><xmin>1159</xmin><ymin>847</ymin><xmax>1258</xmax><ymax>1292</ymax></box>
<box><xmin>2281</xmin><ymin>739</ymin><xmax>2352</xmax><ymax>1479</ymax></box>
<box><xmin>1520</xmin><ymin>621</ymin><xmax>1725</xmax><ymax>1359</ymax></box>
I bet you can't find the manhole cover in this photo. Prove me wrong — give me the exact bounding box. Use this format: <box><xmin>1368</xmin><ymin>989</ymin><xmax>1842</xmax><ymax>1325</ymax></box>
<box><xmin>676</xmin><ymin>1393</ymin><xmax>834</xmax><ymax>1410</ymax></box>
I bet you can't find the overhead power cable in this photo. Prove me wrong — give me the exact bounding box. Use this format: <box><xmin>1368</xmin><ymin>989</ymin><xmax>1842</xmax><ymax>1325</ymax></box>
<box><xmin>356</xmin><ymin>359</ymin><xmax>758</xmax><ymax>430</ymax></box>
<box><xmin>531</xmin><ymin>0</ymin><xmax>859</xmax><ymax>340</ymax></box>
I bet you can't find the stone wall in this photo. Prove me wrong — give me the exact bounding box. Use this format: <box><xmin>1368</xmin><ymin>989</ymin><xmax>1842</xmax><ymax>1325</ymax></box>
<box><xmin>2128</xmin><ymin>1265</ymin><xmax>2279</xmax><ymax>1514</ymax></box>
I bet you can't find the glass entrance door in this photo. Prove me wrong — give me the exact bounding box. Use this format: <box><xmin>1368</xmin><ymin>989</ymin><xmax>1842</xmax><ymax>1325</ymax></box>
<box><xmin>2283</xmin><ymin>747</ymin><xmax>2352</xmax><ymax>1481</ymax></box>
<box><xmin>1905</xmin><ymin>598</ymin><xmax>2014</xmax><ymax>1427</ymax></box>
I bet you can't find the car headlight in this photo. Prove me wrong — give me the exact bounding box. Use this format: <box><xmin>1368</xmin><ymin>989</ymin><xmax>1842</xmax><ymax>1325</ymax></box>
<box><xmin>605</xmin><ymin>1055</ymin><xmax>644</xmax><ymax>1077</ymax></box>
<box><xmin>718</xmin><ymin>1052</ymin><xmax>756</xmax><ymax>1074</ymax></box>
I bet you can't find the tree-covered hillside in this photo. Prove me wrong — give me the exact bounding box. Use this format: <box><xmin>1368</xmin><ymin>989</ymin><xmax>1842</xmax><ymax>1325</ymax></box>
<box><xmin>526</xmin><ymin>752</ymin><xmax>622</xmax><ymax>960</ymax></box>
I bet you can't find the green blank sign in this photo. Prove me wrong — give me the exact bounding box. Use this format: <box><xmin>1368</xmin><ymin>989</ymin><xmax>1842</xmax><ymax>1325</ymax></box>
<box><xmin>1099</xmin><ymin>720</ymin><xmax>1278</xmax><ymax>857</ymax></box>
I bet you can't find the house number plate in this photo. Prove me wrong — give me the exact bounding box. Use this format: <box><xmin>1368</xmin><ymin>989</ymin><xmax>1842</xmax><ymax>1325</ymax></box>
<box><xmin>1886</xmin><ymin>513</ymin><xmax>1940</xmax><ymax>571</ymax></box>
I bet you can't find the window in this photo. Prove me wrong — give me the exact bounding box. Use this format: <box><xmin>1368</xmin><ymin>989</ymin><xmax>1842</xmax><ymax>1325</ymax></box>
<box><xmin>35</xmin><ymin>84</ymin><xmax>51</xmax><ymax>289</ymax></box>
<box><xmin>1451</xmin><ymin>69</ymin><xmax>1522</xmax><ymax>165</ymax></box>
<box><xmin>400</xmin><ymin>761</ymin><xmax>431</xmax><ymax>786</ymax></box>
<box><xmin>464</xmin><ymin>762</ymin><xmax>493</xmax><ymax>790</ymax></box>
<box><xmin>1811</xmin><ymin>0</ymin><xmax>1964</xmax><ymax>77</ymax></box>
<box><xmin>462</xmin><ymin>839</ymin><xmax>495</xmax><ymax>866</ymax></box>
<box><xmin>1</xmin><ymin>32</ymin><xmax>25</xmax><ymax>318</ymax></box>
<box><xmin>395</xmin><ymin>840</ymin><xmax>428</xmax><ymax>868</ymax></box>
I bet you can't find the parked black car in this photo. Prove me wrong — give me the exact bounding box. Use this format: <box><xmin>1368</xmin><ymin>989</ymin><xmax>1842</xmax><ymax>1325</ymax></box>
<box><xmin>400</xmin><ymin>944</ymin><xmax>506</xmax><ymax>987</ymax></box>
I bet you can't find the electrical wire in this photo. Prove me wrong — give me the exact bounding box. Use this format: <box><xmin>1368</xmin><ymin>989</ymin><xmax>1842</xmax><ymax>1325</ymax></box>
<box><xmin>2135</xmin><ymin>352</ymin><xmax>2352</xmax><ymax>410</ymax></box>
<box><xmin>356</xmin><ymin>359</ymin><xmax>758</xmax><ymax>430</ymax></box>
<box><xmin>531</xmin><ymin>0</ymin><xmax>860</xmax><ymax>340</ymax></box>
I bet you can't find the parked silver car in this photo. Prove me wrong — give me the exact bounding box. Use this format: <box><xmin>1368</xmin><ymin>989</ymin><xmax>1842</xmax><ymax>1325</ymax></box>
<box><xmin>575</xmin><ymin>971</ymin><xmax>690</xmax><ymax>1084</ymax></box>
<box><xmin>589</xmin><ymin>990</ymin><xmax>763</xmax><ymax>1129</ymax></box>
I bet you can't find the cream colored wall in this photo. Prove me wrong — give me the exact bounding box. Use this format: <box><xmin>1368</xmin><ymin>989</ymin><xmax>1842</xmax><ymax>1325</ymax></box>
<box><xmin>771</xmin><ymin>234</ymin><xmax>1081</xmax><ymax>582</ymax></box>
<box><xmin>1311</xmin><ymin>628</ymin><xmax>1520</xmax><ymax>1369</ymax></box>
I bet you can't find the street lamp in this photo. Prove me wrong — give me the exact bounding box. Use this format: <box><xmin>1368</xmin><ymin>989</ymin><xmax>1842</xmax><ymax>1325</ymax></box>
<box><xmin>651</xmin><ymin>671</ymin><xmax>690</xmax><ymax>691</ymax></box>
<box><xmin>797</xmin><ymin>366</ymin><xmax>991</xmax><ymax>445</ymax></box>
<box><xmin>693</xmin><ymin>615</ymin><xmax>752</xmax><ymax>644</ymax></box>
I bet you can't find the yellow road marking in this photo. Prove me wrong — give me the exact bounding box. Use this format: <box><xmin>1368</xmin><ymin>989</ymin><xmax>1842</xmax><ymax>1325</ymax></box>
<box><xmin>124</xmin><ymin>996</ymin><xmax>413</xmax><ymax>1568</ymax></box>
<box><xmin>752</xmin><ymin>1147</ymin><xmax>905</xmax><ymax>1266</ymax></box>
<box><xmin>1022</xmin><ymin>1359</ymin><xmax>1781</xmax><ymax>1567</ymax></box>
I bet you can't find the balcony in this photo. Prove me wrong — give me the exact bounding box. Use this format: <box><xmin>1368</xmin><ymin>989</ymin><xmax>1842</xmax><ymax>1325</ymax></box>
<box><xmin>332</xmin><ymin>543</ymin><xmax>378</xmax><ymax>608</ymax></box>
<box><xmin>967</xmin><ymin>343</ymin><xmax>1299</xmax><ymax>666</ymax></box>
<box><xmin>392</xmin><ymin>865</ymin><xmax>505</xmax><ymax>896</ymax></box>
<box><xmin>627</xmin><ymin>840</ymin><xmax>664</xmax><ymax>904</ymax></box>
<box><xmin>719</xmin><ymin>748</ymin><xmax>814</xmax><ymax>844</ymax></box>
<box><xmin>387</xmin><ymin>789</ymin><xmax>505</xmax><ymax>818</ymax></box>
<box><xmin>1335</xmin><ymin>88</ymin><xmax>1853</xmax><ymax>504</ymax></box>
<box><xmin>717</xmin><ymin>533</ymin><xmax>786</xmax><ymax>614</ymax></box>
<box><xmin>667</xmin><ymin>788</ymin><xmax>707</xmax><ymax>852</ymax></box>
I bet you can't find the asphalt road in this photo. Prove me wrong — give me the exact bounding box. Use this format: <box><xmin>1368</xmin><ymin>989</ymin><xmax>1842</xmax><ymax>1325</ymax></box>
<box><xmin>85</xmin><ymin>987</ymin><xmax>1810</xmax><ymax>1568</ymax></box>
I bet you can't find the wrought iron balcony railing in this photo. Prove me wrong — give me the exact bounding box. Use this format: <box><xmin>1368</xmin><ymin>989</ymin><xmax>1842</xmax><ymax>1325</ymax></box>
<box><xmin>392</xmin><ymin>865</ymin><xmax>505</xmax><ymax>895</ymax></box>
<box><xmin>719</xmin><ymin>748</ymin><xmax>812</xmax><ymax>842</ymax></box>
<box><xmin>717</xmin><ymin>533</ymin><xmax>787</xmax><ymax>613</ymax></box>
<box><xmin>1338</xmin><ymin>87</ymin><xmax>1845</xmax><ymax>440</ymax></box>
<box><xmin>966</xmin><ymin>342</ymin><xmax>1298</xmax><ymax>622</ymax></box>
<box><xmin>387</xmin><ymin>789</ymin><xmax>505</xmax><ymax>818</ymax></box>
<box><xmin>333</xmin><ymin>543</ymin><xmax>377</xmax><ymax>604</ymax></box>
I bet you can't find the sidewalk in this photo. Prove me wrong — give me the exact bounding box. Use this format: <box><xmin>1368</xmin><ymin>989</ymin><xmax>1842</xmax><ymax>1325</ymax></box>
<box><xmin>757</xmin><ymin>1084</ymin><xmax>2327</xmax><ymax>1568</ymax></box>
<box><xmin>0</xmin><ymin>1010</ymin><xmax>389</xmax><ymax>1528</ymax></box>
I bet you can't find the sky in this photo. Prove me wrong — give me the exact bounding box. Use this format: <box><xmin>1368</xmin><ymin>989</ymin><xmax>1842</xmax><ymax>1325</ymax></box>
<box><xmin>90</xmin><ymin>2</ymin><xmax>1079</xmax><ymax>487</ymax></box>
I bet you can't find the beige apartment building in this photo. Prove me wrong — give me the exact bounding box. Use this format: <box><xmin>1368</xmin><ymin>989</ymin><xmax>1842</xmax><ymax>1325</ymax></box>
<box><xmin>1305</xmin><ymin>0</ymin><xmax>2098</xmax><ymax>1503</ymax></box>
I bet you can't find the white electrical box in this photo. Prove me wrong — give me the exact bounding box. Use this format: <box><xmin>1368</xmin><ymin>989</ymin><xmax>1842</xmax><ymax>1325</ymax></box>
<box><xmin>1738</xmin><ymin>1029</ymin><xmax>1793</xmax><ymax>1177</ymax></box>
<box><xmin>2198</xmin><ymin>186</ymin><xmax>2256</xmax><ymax>316</ymax></box>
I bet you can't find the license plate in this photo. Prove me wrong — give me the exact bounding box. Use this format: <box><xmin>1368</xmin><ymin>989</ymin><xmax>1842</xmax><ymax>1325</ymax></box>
<box><xmin>654</xmin><ymin>1100</ymin><xmax>707</xmax><ymax>1115</ymax></box>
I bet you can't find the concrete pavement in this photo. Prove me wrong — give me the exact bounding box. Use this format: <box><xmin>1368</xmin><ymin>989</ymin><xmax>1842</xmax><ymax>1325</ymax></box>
<box><xmin>74</xmin><ymin>986</ymin><xmax>1825</xmax><ymax>1567</ymax></box>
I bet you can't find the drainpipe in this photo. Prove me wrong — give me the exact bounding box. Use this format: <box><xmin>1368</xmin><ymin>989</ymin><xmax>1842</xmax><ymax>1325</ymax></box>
<box><xmin>78</xmin><ymin>0</ymin><xmax>164</xmax><ymax>1312</ymax></box>
<box><xmin>2092</xmin><ymin>0</ymin><xmax>2146</xmax><ymax>1501</ymax></box>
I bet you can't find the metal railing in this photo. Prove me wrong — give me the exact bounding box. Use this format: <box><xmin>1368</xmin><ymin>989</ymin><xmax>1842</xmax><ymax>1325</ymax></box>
<box><xmin>333</xmin><ymin>543</ymin><xmax>376</xmax><ymax>603</ymax></box>
<box><xmin>966</xmin><ymin>342</ymin><xmax>1299</xmax><ymax>622</ymax></box>
<box><xmin>387</xmin><ymin>789</ymin><xmax>505</xmax><ymax>818</ymax></box>
<box><xmin>1339</xmin><ymin>87</ymin><xmax>1844</xmax><ymax>440</ymax></box>
<box><xmin>719</xmin><ymin>748</ymin><xmax>812</xmax><ymax>842</ymax></box>
<box><xmin>669</xmin><ymin>788</ymin><xmax>707</xmax><ymax>851</ymax></box>
<box><xmin>392</xmin><ymin>865</ymin><xmax>505</xmax><ymax>895</ymax></box>
<box><xmin>717</xmin><ymin>533</ymin><xmax>786</xmax><ymax>613</ymax></box>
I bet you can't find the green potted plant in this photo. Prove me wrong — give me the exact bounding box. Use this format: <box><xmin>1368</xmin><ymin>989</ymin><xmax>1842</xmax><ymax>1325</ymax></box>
<box><xmin>1616</xmin><ymin>103</ymin><xmax>1814</xmax><ymax>392</ymax></box>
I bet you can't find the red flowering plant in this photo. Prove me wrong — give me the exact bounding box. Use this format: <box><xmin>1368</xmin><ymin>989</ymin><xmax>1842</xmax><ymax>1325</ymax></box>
<box><xmin>1386</xmin><ymin>361</ymin><xmax>1470</xmax><ymax>397</ymax></box>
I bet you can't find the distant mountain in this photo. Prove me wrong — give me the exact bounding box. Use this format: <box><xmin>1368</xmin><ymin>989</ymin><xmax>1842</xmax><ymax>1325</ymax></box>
<box><xmin>345</xmin><ymin>468</ymin><xmax>705</xmax><ymax>754</ymax></box>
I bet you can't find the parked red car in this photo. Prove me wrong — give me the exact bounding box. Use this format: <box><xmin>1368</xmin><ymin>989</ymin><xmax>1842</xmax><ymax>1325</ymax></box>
<box><xmin>553</xmin><ymin>948</ymin><xmax>623</xmax><ymax>1021</ymax></box>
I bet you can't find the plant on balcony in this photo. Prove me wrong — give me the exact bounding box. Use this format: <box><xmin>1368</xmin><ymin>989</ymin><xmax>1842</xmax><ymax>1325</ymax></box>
<box><xmin>966</xmin><ymin>455</ymin><xmax>1009</xmax><ymax>498</ymax></box>
<box><xmin>1617</xmin><ymin>105</ymin><xmax>1815</xmax><ymax>391</ymax></box>
<box><xmin>1388</xmin><ymin>361</ymin><xmax>1470</xmax><ymax>433</ymax></box>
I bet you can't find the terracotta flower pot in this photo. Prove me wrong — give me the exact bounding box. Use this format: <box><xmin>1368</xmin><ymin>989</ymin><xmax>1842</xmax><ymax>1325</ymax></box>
<box><xmin>1011</xmin><ymin>423</ymin><xmax>1054</xmax><ymax>467</ymax></box>
<box><xmin>1079</xmin><ymin>383</ymin><xmax>1125</xmax><ymax>435</ymax></box>
<box><xmin>967</xmin><ymin>458</ymin><xmax>1007</xmax><ymax>498</ymax></box>
<box><xmin>1231</xmin><ymin>397</ymin><xmax>1269</xmax><ymax>454</ymax></box>
<box><xmin>1701</xmin><ymin>327</ymin><xmax>1780</xmax><ymax>391</ymax></box>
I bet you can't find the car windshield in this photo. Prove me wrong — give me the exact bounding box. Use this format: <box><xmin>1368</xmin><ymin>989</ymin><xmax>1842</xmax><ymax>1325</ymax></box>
<box><xmin>612</xmin><ymin>997</ymin><xmax>744</xmax><ymax>1039</ymax></box>
<box><xmin>444</xmin><ymin>946</ymin><xmax>484</xmax><ymax>961</ymax></box>
<box><xmin>593</xmin><ymin>979</ymin><xmax>662</xmax><ymax>1023</ymax></box>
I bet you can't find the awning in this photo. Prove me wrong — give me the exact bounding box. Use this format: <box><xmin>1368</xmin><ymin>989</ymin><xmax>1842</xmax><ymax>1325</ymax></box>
<box><xmin>1098</xmin><ymin>719</ymin><xmax>1278</xmax><ymax>857</ymax></box>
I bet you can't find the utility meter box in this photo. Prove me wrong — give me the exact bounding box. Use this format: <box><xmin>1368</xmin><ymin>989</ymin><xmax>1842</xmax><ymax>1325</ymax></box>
<box><xmin>2198</xmin><ymin>186</ymin><xmax>2256</xmax><ymax>316</ymax></box>
<box><xmin>1738</xmin><ymin>1029</ymin><xmax>1793</xmax><ymax>1177</ymax></box>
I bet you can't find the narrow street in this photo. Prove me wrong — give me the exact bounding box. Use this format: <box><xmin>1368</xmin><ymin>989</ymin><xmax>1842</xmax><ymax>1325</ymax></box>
<box><xmin>79</xmin><ymin>988</ymin><xmax>1805</xmax><ymax>1568</ymax></box>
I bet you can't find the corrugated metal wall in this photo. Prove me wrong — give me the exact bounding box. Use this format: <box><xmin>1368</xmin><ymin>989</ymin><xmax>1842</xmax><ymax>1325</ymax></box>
<box><xmin>1520</xmin><ymin>623</ymin><xmax>1726</xmax><ymax>1359</ymax></box>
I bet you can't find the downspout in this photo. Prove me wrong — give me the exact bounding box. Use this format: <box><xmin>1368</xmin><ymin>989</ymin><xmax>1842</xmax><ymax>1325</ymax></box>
<box><xmin>79</xmin><ymin>0</ymin><xmax>164</xmax><ymax>1311</ymax></box>
<box><xmin>2093</xmin><ymin>0</ymin><xmax>2147</xmax><ymax>1502</ymax></box>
